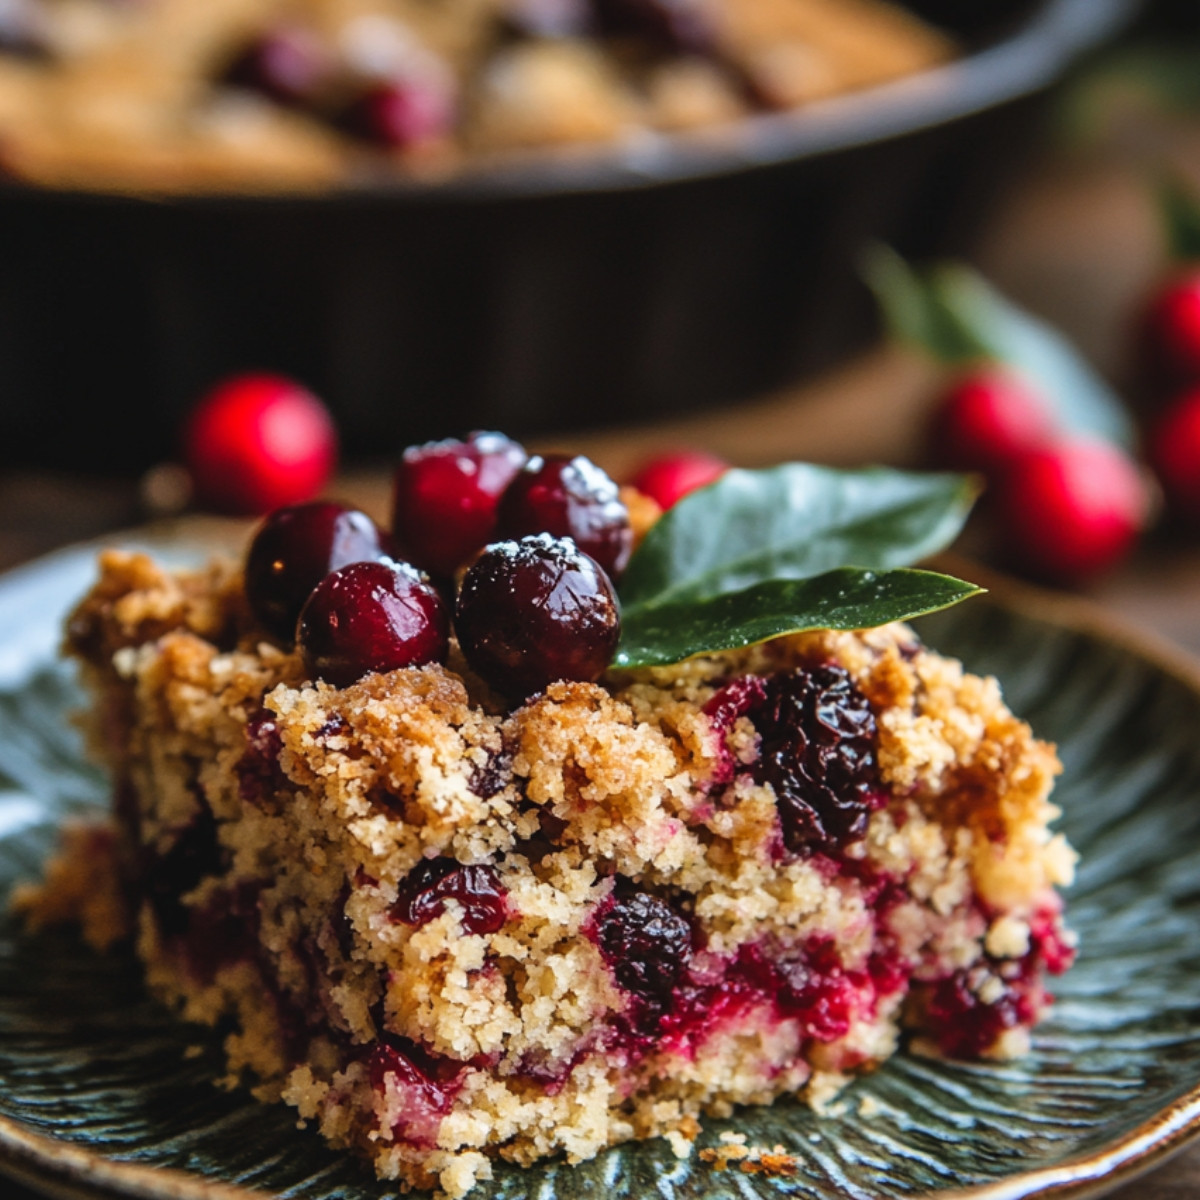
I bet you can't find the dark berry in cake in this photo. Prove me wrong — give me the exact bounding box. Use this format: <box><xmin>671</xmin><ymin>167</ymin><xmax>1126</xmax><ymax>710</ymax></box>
<box><xmin>184</xmin><ymin>372</ymin><xmax>337</xmax><ymax>515</ymax></box>
<box><xmin>391</xmin><ymin>432</ymin><xmax>527</xmax><ymax>579</ymax></box>
<box><xmin>236</xmin><ymin>710</ymin><xmax>285</xmax><ymax>804</ymax></box>
<box><xmin>591</xmin><ymin>882</ymin><xmax>693</xmax><ymax>1011</ymax></box>
<box><xmin>221</xmin><ymin>27</ymin><xmax>335</xmax><ymax>107</ymax></box>
<box><xmin>747</xmin><ymin>665</ymin><xmax>881</xmax><ymax>855</ymax></box>
<box><xmin>245</xmin><ymin>502</ymin><xmax>394</xmax><ymax>642</ymax></box>
<box><xmin>591</xmin><ymin>0</ymin><xmax>716</xmax><ymax>54</ymax></box>
<box><xmin>496</xmin><ymin>454</ymin><xmax>632</xmax><ymax>580</ymax></box>
<box><xmin>455</xmin><ymin>534</ymin><xmax>620</xmax><ymax>699</ymax></box>
<box><xmin>341</xmin><ymin>75</ymin><xmax>456</xmax><ymax>148</ymax></box>
<box><xmin>297</xmin><ymin>559</ymin><xmax>449</xmax><ymax>688</ymax></box>
<box><xmin>393</xmin><ymin>857</ymin><xmax>508</xmax><ymax>935</ymax></box>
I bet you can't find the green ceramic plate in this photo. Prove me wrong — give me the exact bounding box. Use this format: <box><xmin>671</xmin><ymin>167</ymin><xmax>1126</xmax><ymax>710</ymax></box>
<box><xmin>2</xmin><ymin>535</ymin><xmax>1200</xmax><ymax>1200</ymax></box>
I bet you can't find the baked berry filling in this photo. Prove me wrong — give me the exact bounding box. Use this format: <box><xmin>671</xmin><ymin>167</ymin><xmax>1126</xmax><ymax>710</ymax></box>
<box><xmin>393</xmin><ymin>857</ymin><xmax>509</xmax><ymax>936</ymax></box>
<box><xmin>367</xmin><ymin>1035</ymin><xmax>468</xmax><ymax>1148</ymax></box>
<box><xmin>708</xmin><ymin>665</ymin><xmax>886</xmax><ymax>856</ymax></box>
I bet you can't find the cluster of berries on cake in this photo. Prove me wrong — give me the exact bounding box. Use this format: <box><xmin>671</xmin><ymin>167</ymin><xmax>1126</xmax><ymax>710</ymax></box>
<box><xmin>47</xmin><ymin>433</ymin><xmax>1077</xmax><ymax>1198</ymax></box>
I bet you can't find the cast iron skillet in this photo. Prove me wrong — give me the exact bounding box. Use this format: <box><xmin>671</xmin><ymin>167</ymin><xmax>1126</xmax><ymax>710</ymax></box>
<box><xmin>0</xmin><ymin>0</ymin><xmax>1140</xmax><ymax>471</ymax></box>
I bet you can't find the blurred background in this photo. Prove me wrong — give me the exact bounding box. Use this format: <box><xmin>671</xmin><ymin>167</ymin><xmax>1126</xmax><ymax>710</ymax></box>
<box><xmin>4</xmin><ymin>0</ymin><xmax>1200</xmax><ymax>629</ymax></box>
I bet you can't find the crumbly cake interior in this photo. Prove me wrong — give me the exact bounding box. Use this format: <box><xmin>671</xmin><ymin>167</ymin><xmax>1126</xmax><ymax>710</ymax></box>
<box><xmin>23</xmin><ymin>547</ymin><xmax>1076</xmax><ymax>1198</ymax></box>
<box><xmin>0</xmin><ymin>0</ymin><xmax>951</xmax><ymax>192</ymax></box>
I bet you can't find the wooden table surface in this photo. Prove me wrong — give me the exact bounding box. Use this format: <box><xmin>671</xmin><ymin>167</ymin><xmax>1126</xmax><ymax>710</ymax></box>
<box><xmin>6</xmin><ymin>109</ymin><xmax>1200</xmax><ymax>1200</ymax></box>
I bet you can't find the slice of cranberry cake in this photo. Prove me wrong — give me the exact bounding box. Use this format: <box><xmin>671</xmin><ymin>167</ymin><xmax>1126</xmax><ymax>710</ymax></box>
<box><xmin>44</xmin><ymin>544</ymin><xmax>1075</xmax><ymax>1197</ymax></box>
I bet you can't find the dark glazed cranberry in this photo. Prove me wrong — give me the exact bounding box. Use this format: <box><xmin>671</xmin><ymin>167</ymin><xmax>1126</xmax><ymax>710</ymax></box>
<box><xmin>747</xmin><ymin>665</ymin><xmax>881</xmax><ymax>855</ymax></box>
<box><xmin>222</xmin><ymin>27</ymin><xmax>334</xmax><ymax>106</ymax></box>
<box><xmin>590</xmin><ymin>0</ymin><xmax>716</xmax><ymax>54</ymax></box>
<box><xmin>591</xmin><ymin>881</ymin><xmax>693</xmax><ymax>1015</ymax></box>
<box><xmin>456</xmin><ymin>534</ymin><xmax>620</xmax><ymax>699</ymax></box>
<box><xmin>236</xmin><ymin>710</ymin><xmax>285</xmax><ymax>803</ymax></box>
<box><xmin>297</xmin><ymin>559</ymin><xmax>449</xmax><ymax>688</ymax></box>
<box><xmin>245</xmin><ymin>501</ymin><xmax>393</xmax><ymax>642</ymax></box>
<box><xmin>496</xmin><ymin>454</ymin><xmax>633</xmax><ymax>580</ymax></box>
<box><xmin>391</xmin><ymin>432</ymin><xmax>527</xmax><ymax>578</ymax></box>
<box><xmin>341</xmin><ymin>75</ymin><xmax>455</xmax><ymax>148</ymax></box>
<box><xmin>393</xmin><ymin>856</ymin><xmax>508</xmax><ymax>935</ymax></box>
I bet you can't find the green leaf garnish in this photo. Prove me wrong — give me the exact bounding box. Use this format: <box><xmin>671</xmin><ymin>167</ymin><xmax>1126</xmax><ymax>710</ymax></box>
<box><xmin>613</xmin><ymin>463</ymin><xmax>982</xmax><ymax>671</ymax></box>
<box><xmin>614</xmin><ymin>568</ymin><xmax>983</xmax><ymax>670</ymax></box>
<box><xmin>863</xmin><ymin>245</ymin><xmax>1137</xmax><ymax>450</ymax></box>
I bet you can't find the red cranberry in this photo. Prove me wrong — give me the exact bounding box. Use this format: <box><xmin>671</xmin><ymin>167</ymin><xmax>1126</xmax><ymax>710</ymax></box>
<box><xmin>296</xmin><ymin>559</ymin><xmax>449</xmax><ymax>688</ymax></box>
<box><xmin>184</xmin><ymin>372</ymin><xmax>337</xmax><ymax>515</ymax></box>
<box><xmin>222</xmin><ymin>27</ymin><xmax>334</xmax><ymax>107</ymax></box>
<box><xmin>391</xmin><ymin>432</ymin><xmax>527</xmax><ymax>579</ymax></box>
<box><xmin>497</xmin><ymin>454</ymin><xmax>633</xmax><ymax>579</ymax></box>
<box><xmin>392</xmin><ymin>856</ymin><xmax>508</xmax><ymax>935</ymax></box>
<box><xmin>1140</xmin><ymin>270</ymin><xmax>1200</xmax><ymax>391</ymax></box>
<box><xmin>245</xmin><ymin>501</ymin><xmax>393</xmax><ymax>642</ymax></box>
<box><xmin>996</xmin><ymin>439</ymin><xmax>1148</xmax><ymax>580</ymax></box>
<box><xmin>1151</xmin><ymin>385</ymin><xmax>1200</xmax><ymax>522</ymax></box>
<box><xmin>341</xmin><ymin>74</ymin><xmax>455</xmax><ymax>148</ymax></box>
<box><xmin>929</xmin><ymin>366</ymin><xmax>1054</xmax><ymax>475</ymax></box>
<box><xmin>748</xmin><ymin>665</ymin><xmax>882</xmax><ymax>856</ymax></box>
<box><xmin>455</xmin><ymin>534</ymin><xmax>620</xmax><ymax>699</ymax></box>
<box><xmin>590</xmin><ymin>881</ymin><xmax>694</xmax><ymax>1016</ymax></box>
<box><xmin>630</xmin><ymin>449</ymin><xmax>728</xmax><ymax>511</ymax></box>
<box><xmin>591</xmin><ymin>0</ymin><xmax>716</xmax><ymax>54</ymax></box>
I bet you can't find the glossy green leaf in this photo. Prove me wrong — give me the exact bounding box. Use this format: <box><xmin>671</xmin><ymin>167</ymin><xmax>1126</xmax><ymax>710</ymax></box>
<box><xmin>619</xmin><ymin>463</ymin><xmax>978</xmax><ymax>609</ymax></box>
<box><xmin>614</xmin><ymin>567</ymin><xmax>983</xmax><ymax>669</ymax></box>
<box><xmin>864</xmin><ymin>246</ymin><xmax>1137</xmax><ymax>449</ymax></box>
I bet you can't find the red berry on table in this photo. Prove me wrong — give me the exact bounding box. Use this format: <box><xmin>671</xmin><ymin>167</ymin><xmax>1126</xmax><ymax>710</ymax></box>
<box><xmin>1150</xmin><ymin>384</ymin><xmax>1200</xmax><ymax>521</ymax></box>
<box><xmin>929</xmin><ymin>366</ymin><xmax>1054</xmax><ymax>475</ymax></box>
<box><xmin>391</xmin><ymin>432</ymin><xmax>527</xmax><ymax>578</ymax></box>
<box><xmin>222</xmin><ymin>27</ymin><xmax>334</xmax><ymax>107</ymax></box>
<box><xmin>630</xmin><ymin>449</ymin><xmax>728</xmax><ymax>510</ymax></box>
<box><xmin>1141</xmin><ymin>271</ymin><xmax>1200</xmax><ymax>390</ymax></box>
<box><xmin>185</xmin><ymin>372</ymin><xmax>337</xmax><ymax>515</ymax></box>
<box><xmin>342</xmin><ymin>75</ymin><xmax>455</xmax><ymax>148</ymax></box>
<box><xmin>245</xmin><ymin>502</ymin><xmax>394</xmax><ymax>642</ymax></box>
<box><xmin>995</xmin><ymin>439</ymin><xmax>1148</xmax><ymax>581</ymax></box>
<box><xmin>497</xmin><ymin>454</ymin><xmax>633</xmax><ymax>579</ymax></box>
<box><xmin>297</xmin><ymin>559</ymin><xmax>449</xmax><ymax>688</ymax></box>
<box><xmin>456</xmin><ymin>534</ymin><xmax>621</xmax><ymax>700</ymax></box>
